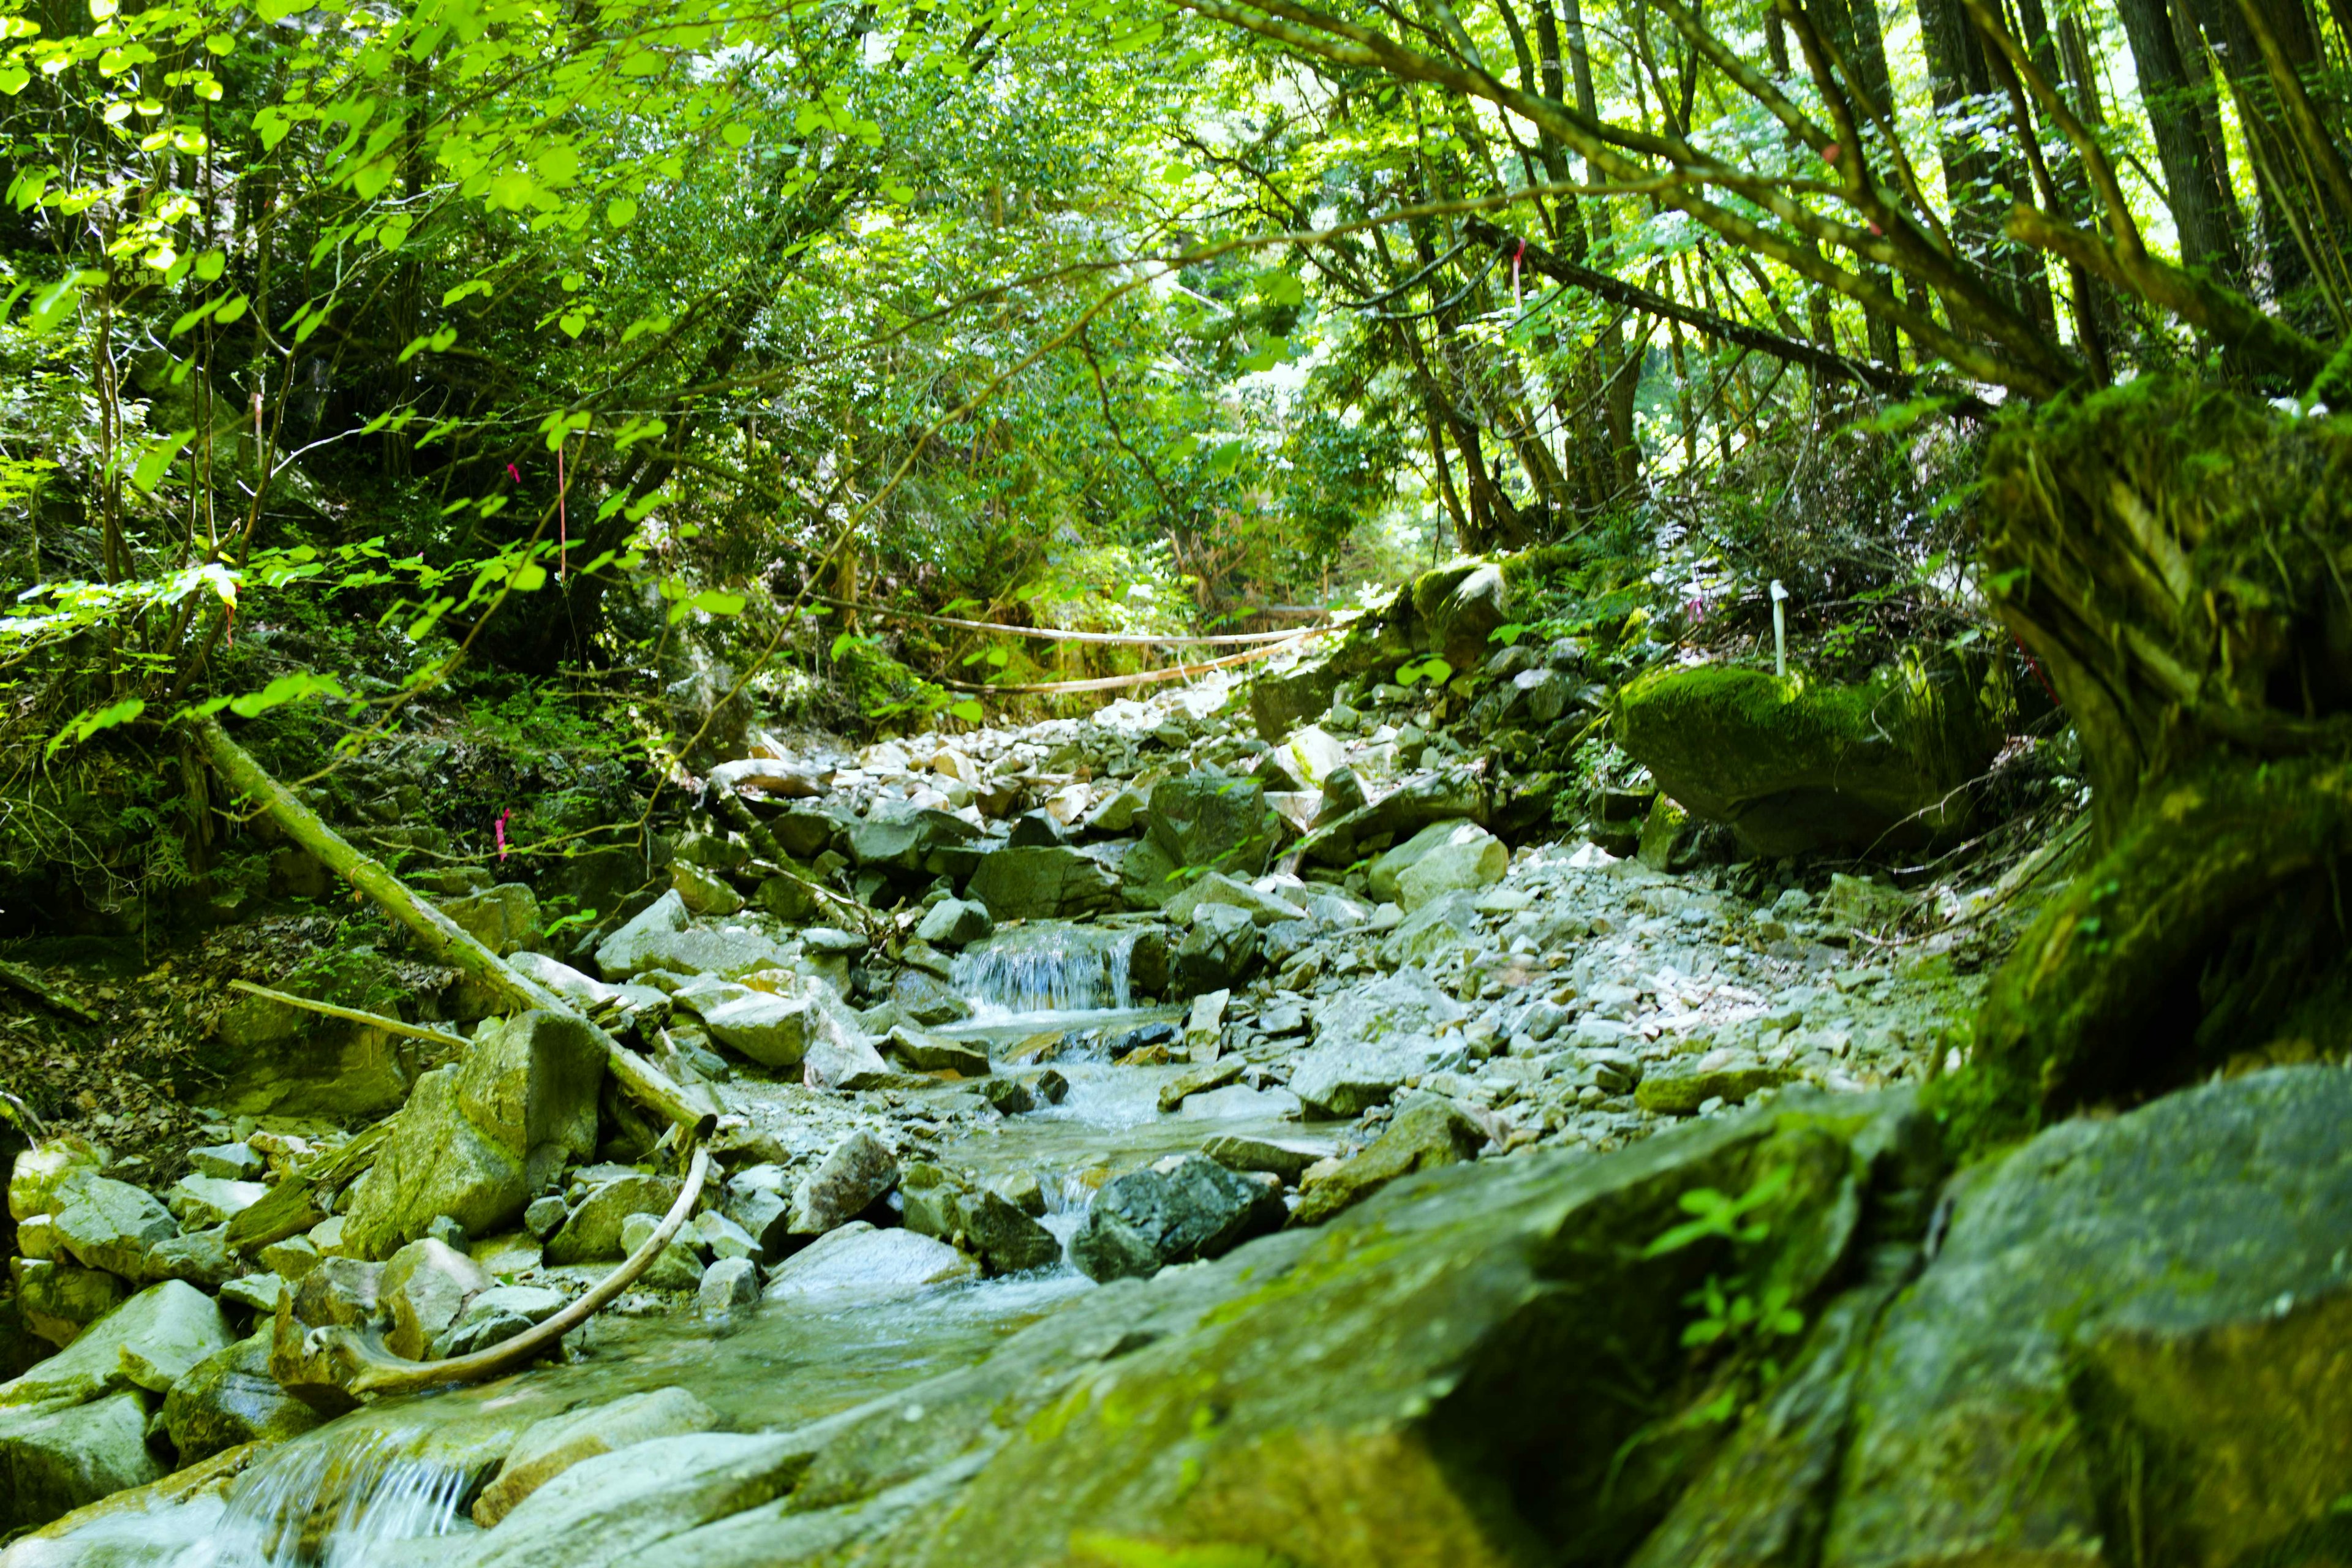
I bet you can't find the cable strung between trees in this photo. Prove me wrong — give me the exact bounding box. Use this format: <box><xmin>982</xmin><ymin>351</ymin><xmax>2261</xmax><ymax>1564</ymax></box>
<box><xmin>801</xmin><ymin>593</ymin><xmax>1340</xmax><ymax>646</ymax></box>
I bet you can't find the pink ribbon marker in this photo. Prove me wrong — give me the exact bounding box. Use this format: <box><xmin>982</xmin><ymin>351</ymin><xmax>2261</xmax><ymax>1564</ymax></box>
<box><xmin>494</xmin><ymin>808</ymin><xmax>511</xmax><ymax>861</ymax></box>
<box><xmin>1511</xmin><ymin>238</ymin><xmax>1526</xmax><ymax>311</ymax></box>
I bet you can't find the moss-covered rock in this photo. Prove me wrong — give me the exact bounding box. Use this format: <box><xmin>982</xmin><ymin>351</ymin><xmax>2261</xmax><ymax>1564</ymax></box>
<box><xmin>1615</xmin><ymin>657</ymin><xmax>2002</xmax><ymax>856</ymax></box>
<box><xmin>1825</xmin><ymin>1066</ymin><xmax>2352</xmax><ymax>1568</ymax></box>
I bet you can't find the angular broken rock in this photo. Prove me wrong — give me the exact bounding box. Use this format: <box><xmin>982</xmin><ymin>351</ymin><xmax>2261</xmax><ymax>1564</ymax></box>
<box><xmin>162</xmin><ymin>1329</ymin><xmax>327</xmax><ymax>1463</ymax></box>
<box><xmin>546</xmin><ymin>1174</ymin><xmax>682</xmax><ymax>1265</ymax></box>
<box><xmin>1067</xmin><ymin>1155</ymin><xmax>1284</xmax><ymax>1283</ymax></box>
<box><xmin>1292</xmin><ymin>1096</ymin><xmax>1487</xmax><ymax>1226</ymax></box>
<box><xmin>885</xmin><ymin>1026</ymin><xmax>991</xmax><ymax>1077</ymax></box>
<box><xmin>787</xmin><ymin>1132</ymin><xmax>899</xmax><ymax>1236</ymax></box>
<box><xmin>49</xmin><ymin>1175</ymin><xmax>178</xmax><ymax>1279</ymax></box>
<box><xmin>594</xmin><ymin>891</ymin><xmax>794</xmax><ymax>982</ymax></box>
<box><xmin>913</xmin><ymin>897</ymin><xmax>993</xmax><ymax>948</ymax></box>
<box><xmin>380</xmin><ymin>1237</ymin><xmax>491</xmax><ymax>1360</ymax></box>
<box><xmin>1199</xmin><ymin>1134</ymin><xmax>1330</xmax><ymax>1186</ymax></box>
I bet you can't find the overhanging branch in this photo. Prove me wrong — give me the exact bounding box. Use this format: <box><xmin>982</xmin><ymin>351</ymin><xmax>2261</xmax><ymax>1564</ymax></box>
<box><xmin>1464</xmin><ymin>219</ymin><xmax>1918</xmax><ymax>396</ymax></box>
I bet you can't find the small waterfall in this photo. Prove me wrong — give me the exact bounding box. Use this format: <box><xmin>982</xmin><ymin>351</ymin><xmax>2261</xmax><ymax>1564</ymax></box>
<box><xmin>176</xmin><ymin>1432</ymin><xmax>474</xmax><ymax>1568</ymax></box>
<box><xmin>955</xmin><ymin>929</ymin><xmax>1133</xmax><ymax>1016</ymax></box>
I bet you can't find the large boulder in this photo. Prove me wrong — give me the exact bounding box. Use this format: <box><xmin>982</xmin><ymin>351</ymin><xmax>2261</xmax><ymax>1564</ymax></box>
<box><xmin>1819</xmin><ymin>1066</ymin><xmax>2352</xmax><ymax>1568</ymax></box>
<box><xmin>337</xmin><ymin>1072</ymin><xmax>507</xmax><ymax>1264</ymax></box>
<box><xmin>440</xmin><ymin>883</ymin><xmax>546</xmax><ymax>957</ymax></box>
<box><xmin>594</xmin><ymin>892</ymin><xmax>794</xmax><ymax>982</ymax></box>
<box><xmin>14</xmin><ymin>1261</ymin><xmax>130</xmax><ymax>1347</ymax></box>
<box><xmin>1297</xmin><ymin>769</ymin><xmax>1490</xmax><ymax>867</ymax></box>
<box><xmin>1366</xmin><ymin>820</ymin><xmax>1507</xmax><ymax>910</ymax></box>
<box><xmin>1144</xmin><ymin>774</ymin><xmax>1280</xmax><ymax>880</ymax></box>
<box><xmin>1067</xmin><ymin>1155</ymin><xmax>1285</xmax><ymax>1282</ymax></box>
<box><xmin>208</xmin><ymin>946</ymin><xmax>427</xmax><ymax>1118</ymax></box>
<box><xmin>0</xmin><ymin>1279</ymin><xmax>231</xmax><ymax>1411</ymax></box>
<box><xmin>547</xmin><ymin>1174</ymin><xmax>682</xmax><ymax>1265</ymax></box>
<box><xmin>0</xmin><ymin>1391</ymin><xmax>162</xmax><ymax>1531</ymax></box>
<box><xmin>1161</xmin><ymin>871</ymin><xmax>1306</xmax><ymax>927</ymax></box>
<box><xmin>761</xmin><ymin>1223</ymin><xmax>979</xmax><ymax>1302</ymax></box>
<box><xmin>678</xmin><ymin>974</ymin><xmax>854</xmax><ymax>1071</ymax></box>
<box><xmin>47</xmin><ymin>1175</ymin><xmax>176</xmax><ymax>1280</ymax></box>
<box><xmin>1615</xmin><ymin>657</ymin><xmax>2003</xmax><ymax>856</ymax></box>
<box><xmin>1169</xmin><ymin>902</ymin><xmax>1261</xmax><ymax>999</ymax></box>
<box><xmin>1408</xmin><ymin>557</ymin><xmax>1513</xmax><ymax>671</ymax></box>
<box><xmin>786</xmin><ymin>1133</ymin><xmax>899</xmax><ymax>1237</ymax></box>
<box><xmin>160</xmin><ymin>1330</ymin><xmax>326</xmax><ymax>1463</ymax></box>
<box><xmin>845</xmin><ymin>803</ymin><xmax>984</xmax><ymax>875</ymax></box>
<box><xmin>341</xmin><ymin>1011</ymin><xmax>605</xmax><ymax>1261</ymax></box>
<box><xmin>964</xmin><ymin>846</ymin><xmax>1120</xmax><ymax>921</ymax></box>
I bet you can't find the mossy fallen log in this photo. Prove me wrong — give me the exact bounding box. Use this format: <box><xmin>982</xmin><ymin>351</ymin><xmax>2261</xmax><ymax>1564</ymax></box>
<box><xmin>197</xmin><ymin>717</ymin><xmax>717</xmax><ymax>1137</ymax></box>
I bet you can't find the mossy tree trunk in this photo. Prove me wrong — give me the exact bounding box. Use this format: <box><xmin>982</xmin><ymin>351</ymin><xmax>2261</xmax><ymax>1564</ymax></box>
<box><xmin>1966</xmin><ymin>379</ymin><xmax>2352</xmax><ymax>1128</ymax></box>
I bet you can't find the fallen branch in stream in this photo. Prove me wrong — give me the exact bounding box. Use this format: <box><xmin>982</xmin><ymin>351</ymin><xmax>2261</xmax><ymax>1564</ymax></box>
<box><xmin>276</xmin><ymin>1139</ymin><xmax>710</xmax><ymax>1400</ymax></box>
<box><xmin>197</xmin><ymin>716</ymin><xmax>718</xmax><ymax>1138</ymax></box>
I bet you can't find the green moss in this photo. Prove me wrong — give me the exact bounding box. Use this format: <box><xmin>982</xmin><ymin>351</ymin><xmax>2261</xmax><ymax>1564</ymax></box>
<box><xmin>1613</xmin><ymin>654</ymin><xmax>2004</xmax><ymax>855</ymax></box>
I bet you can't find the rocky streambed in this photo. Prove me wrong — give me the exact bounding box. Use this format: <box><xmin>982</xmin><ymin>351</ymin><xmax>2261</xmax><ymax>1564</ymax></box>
<box><xmin>6</xmin><ymin>660</ymin><xmax>2339</xmax><ymax>1566</ymax></box>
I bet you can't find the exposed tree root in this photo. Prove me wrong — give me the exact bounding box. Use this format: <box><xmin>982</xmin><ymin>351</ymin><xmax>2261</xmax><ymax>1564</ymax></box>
<box><xmin>1968</xmin><ymin>752</ymin><xmax>2352</xmax><ymax>1125</ymax></box>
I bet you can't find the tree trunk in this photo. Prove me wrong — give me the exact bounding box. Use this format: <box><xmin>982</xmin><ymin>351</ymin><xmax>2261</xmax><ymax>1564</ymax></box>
<box><xmin>1964</xmin><ymin>380</ymin><xmax>2352</xmax><ymax>1131</ymax></box>
<box><xmin>1915</xmin><ymin>0</ymin><xmax>2057</xmax><ymax>331</ymax></box>
<box><xmin>2182</xmin><ymin>0</ymin><xmax>2314</xmax><ymax>303</ymax></box>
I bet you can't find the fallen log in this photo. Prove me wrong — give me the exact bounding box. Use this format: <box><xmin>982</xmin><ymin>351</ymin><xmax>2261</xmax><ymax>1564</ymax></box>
<box><xmin>197</xmin><ymin>717</ymin><xmax>717</xmax><ymax>1137</ymax></box>
<box><xmin>225</xmin><ymin>979</ymin><xmax>469</xmax><ymax>1051</ymax></box>
<box><xmin>0</xmin><ymin>959</ymin><xmax>97</xmax><ymax>1023</ymax></box>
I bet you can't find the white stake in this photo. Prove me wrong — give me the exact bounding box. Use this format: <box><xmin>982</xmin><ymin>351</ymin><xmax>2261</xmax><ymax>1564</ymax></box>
<box><xmin>1770</xmin><ymin>579</ymin><xmax>1789</xmax><ymax>677</ymax></box>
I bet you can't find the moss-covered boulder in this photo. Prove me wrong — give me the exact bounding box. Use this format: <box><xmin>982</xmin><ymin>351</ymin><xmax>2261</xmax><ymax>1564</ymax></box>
<box><xmin>1615</xmin><ymin>657</ymin><xmax>2002</xmax><ymax>856</ymax></box>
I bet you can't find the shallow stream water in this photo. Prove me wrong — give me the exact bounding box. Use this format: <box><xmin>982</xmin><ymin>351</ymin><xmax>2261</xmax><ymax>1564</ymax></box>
<box><xmin>7</xmin><ymin>932</ymin><xmax>1325</xmax><ymax>1568</ymax></box>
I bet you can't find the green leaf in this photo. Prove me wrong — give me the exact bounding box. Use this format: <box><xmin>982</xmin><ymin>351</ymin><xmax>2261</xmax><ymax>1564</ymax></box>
<box><xmin>510</xmin><ymin>562</ymin><xmax>548</xmax><ymax>591</ymax></box>
<box><xmin>211</xmin><ymin>293</ymin><xmax>249</xmax><ymax>325</ymax></box>
<box><xmin>1257</xmin><ymin>270</ymin><xmax>1305</xmax><ymax>307</ymax></box>
<box><xmin>557</xmin><ymin>311</ymin><xmax>586</xmax><ymax>337</ymax></box>
<box><xmin>605</xmin><ymin>197</ymin><xmax>638</xmax><ymax>228</ymax></box>
<box><xmin>227</xmin><ymin>673</ymin><xmax>347</xmax><ymax>718</ymax></box>
<box><xmin>611</xmin><ymin>415</ymin><xmax>666</xmax><ymax>451</ymax></box>
<box><xmin>687</xmin><ymin>589</ymin><xmax>745</xmax><ymax>616</ymax></box>
<box><xmin>129</xmin><ymin>429</ymin><xmax>197</xmax><ymax>492</ymax></box>
<box><xmin>0</xmin><ymin>61</ymin><xmax>30</xmax><ymax>96</ymax></box>
<box><xmin>47</xmin><ymin>698</ymin><xmax>145</xmax><ymax>759</ymax></box>
<box><xmin>949</xmin><ymin>698</ymin><xmax>984</xmax><ymax>723</ymax></box>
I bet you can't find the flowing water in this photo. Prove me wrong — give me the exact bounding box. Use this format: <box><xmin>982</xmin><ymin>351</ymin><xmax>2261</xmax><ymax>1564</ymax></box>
<box><xmin>5</xmin><ymin>924</ymin><xmax>1323</xmax><ymax>1567</ymax></box>
<box><xmin>952</xmin><ymin>925</ymin><xmax>1136</xmax><ymax>1018</ymax></box>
